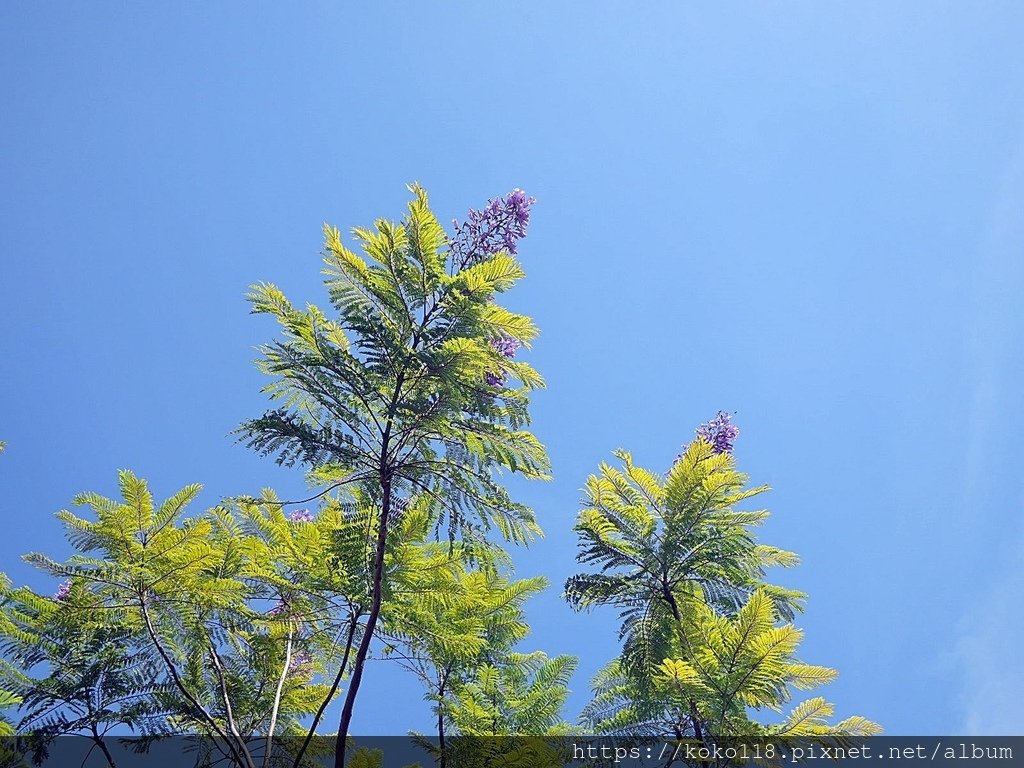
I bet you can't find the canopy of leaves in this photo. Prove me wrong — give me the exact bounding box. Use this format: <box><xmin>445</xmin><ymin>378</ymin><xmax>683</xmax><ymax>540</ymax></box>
<box><xmin>238</xmin><ymin>184</ymin><xmax>549</xmax><ymax>548</ymax></box>
<box><xmin>568</xmin><ymin>443</ymin><xmax>879</xmax><ymax>746</ymax></box>
<box><xmin>2</xmin><ymin>473</ymin><xmax>370</xmax><ymax>768</ymax></box>
<box><xmin>566</xmin><ymin>443</ymin><xmax>804</xmax><ymax>683</ymax></box>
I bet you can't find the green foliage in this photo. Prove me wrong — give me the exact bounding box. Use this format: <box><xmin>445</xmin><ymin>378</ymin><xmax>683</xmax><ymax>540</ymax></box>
<box><xmin>2</xmin><ymin>473</ymin><xmax>370</xmax><ymax>768</ymax></box>
<box><xmin>566</xmin><ymin>443</ymin><xmax>804</xmax><ymax>685</ymax></box>
<box><xmin>568</xmin><ymin>443</ymin><xmax>879</xmax><ymax>747</ymax></box>
<box><xmin>238</xmin><ymin>184</ymin><xmax>549</xmax><ymax>548</ymax></box>
<box><xmin>390</xmin><ymin>561</ymin><xmax>538</xmax><ymax>675</ymax></box>
<box><xmin>0</xmin><ymin>582</ymin><xmax>168</xmax><ymax>744</ymax></box>
<box><xmin>448</xmin><ymin>652</ymin><xmax>576</xmax><ymax>736</ymax></box>
<box><xmin>0</xmin><ymin>578</ymin><xmax>22</xmax><ymax>740</ymax></box>
<box><xmin>656</xmin><ymin>589</ymin><xmax>832</xmax><ymax>721</ymax></box>
<box><xmin>435</xmin><ymin>652</ymin><xmax>577</xmax><ymax>768</ymax></box>
<box><xmin>384</xmin><ymin>543</ymin><xmax>577</xmax><ymax>764</ymax></box>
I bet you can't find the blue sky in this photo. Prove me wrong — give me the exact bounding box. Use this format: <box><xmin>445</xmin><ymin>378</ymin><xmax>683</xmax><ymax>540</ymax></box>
<box><xmin>2</xmin><ymin>2</ymin><xmax>1023</xmax><ymax>736</ymax></box>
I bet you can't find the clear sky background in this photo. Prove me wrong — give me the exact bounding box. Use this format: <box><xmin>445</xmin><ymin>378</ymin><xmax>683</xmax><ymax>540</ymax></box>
<box><xmin>2</xmin><ymin>2</ymin><xmax>1023</xmax><ymax>736</ymax></box>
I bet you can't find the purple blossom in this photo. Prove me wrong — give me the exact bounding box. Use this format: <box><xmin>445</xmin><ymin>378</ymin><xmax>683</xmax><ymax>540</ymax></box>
<box><xmin>288</xmin><ymin>651</ymin><xmax>313</xmax><ymax>674</ymax></box>
<box><xmin>53</xmin><ymin>580</ymin><xmax>72</xmax><ymax>601</ymax></box>
<box><xmin>289</xmin><ymin>509</ymin><xmax>315</xmax><ymax>523</ymax></box>
<box><xmin>490</xmin><ymin>334</ymin><xmax>520</xmax><ymax>359</ymax></box>
<box><xmin>449</xmin><ymin>188</ymin><xmax>536</xmax><ymax>268</ymax></box>
<box><xmin>482</xmin><ymin>335</ymin><xmax>518</xmax><ymax>391</ymax></box>
<box><xmin>695</xmin><ymin>411</ymin><xmax>740</xmax><ymax>454</ymax></box>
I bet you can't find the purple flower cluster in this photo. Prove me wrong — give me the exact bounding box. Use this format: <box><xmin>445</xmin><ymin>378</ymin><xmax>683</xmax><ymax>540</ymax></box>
<box><xmin>53</xmin><ymin>580</ymin><xmax>72</xmax><ymax>601</ymax></box>
<box><xmin>288</xmin><ymin>651</ymin><xmax>313</xmax><ymax>674</ymax></box>
<box><xmin>289</xmin><ymin>509</ymin><xmax>315</xmax><ymax>523</ymax></box>
<box><xmin>449</xmin><ymin>188</ymin><xmax>536</xmax><ymax>268</ymax></box>
<box><xmin>695</xmin><ymin>411</ymin><xmax>740</xmax><ymax>454</ymax></box>
<box><xmin>484</xmin><ymin>334</ymin><xmax>520</xmax><ymax>390</ymax></box>
<box><xmin>490</xmin><ymin>334</ymin><xmax>520</xmax><ymax>359</ymax></box>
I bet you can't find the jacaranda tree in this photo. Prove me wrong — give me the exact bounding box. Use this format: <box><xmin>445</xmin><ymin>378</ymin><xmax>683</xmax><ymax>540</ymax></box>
<box><xmin>237</xmin><ymin>184</ymin><xmax>550</xmax><ymax>766</ymax></box>
<box><xmin>567</xmin><ymin>413</ymin><xmax>879</xmax><ymax>756</ymax></box>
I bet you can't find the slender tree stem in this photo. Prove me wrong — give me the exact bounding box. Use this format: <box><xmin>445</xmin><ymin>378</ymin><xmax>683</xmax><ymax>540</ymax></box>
<box><xmin>292</xmin><ymin>612</ymin><xmax>361</xmax><ymax>768</ymax></box>
<box><xmin>264</xmin><ymin>628</ymin><xmax>294</xmax><ymax>768</ymax></box>
<box><xmin>210</xmin><ymin>642</ymin><xmax>257</xmax><ymax>768</ymax></box>
<box><xmin>437</xmin><ymin>671</ymin><xmax>448</xmax><ymax>768</ymax></box>
<box><xmin>334</xmin><ymin>483</ymin><xmax>392</xmax><ymax>768</ymax></box>
<box><xmin>90</xmin><ymin>716</ymin><xmax>118</xmax><ymax>768</ymax></box>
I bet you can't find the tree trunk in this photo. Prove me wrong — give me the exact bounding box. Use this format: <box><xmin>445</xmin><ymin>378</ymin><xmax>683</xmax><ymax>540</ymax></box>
<box><xmin>437</xmin><ymin>672</ymin><xmax>448</xmax><ymax>768</ymax></box>
<box><xmin>90</xmin><ymin>723</ymin><xmax>118</xmax><ymax>768</ymax></box>
<box><xmin>333</xmin><ymin>481</ymin><xmax>392</xmax><ymax>768</ymax></box>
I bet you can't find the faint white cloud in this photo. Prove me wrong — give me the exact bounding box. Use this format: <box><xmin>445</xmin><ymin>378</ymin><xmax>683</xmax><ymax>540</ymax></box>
<box><xmin>956</xmin><ymin>132</ymin><xmax>1024</xmax><ymax>735</ymax></box>
<box><xmin>955</xmin><ymin>518</ymin><xmax>1024</xmax><ymax>734</ymax></box>
<box><xmin>963</xmin><ymin>139</ymin><xmax>1024</xmax><ymax>493</ymax></box>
